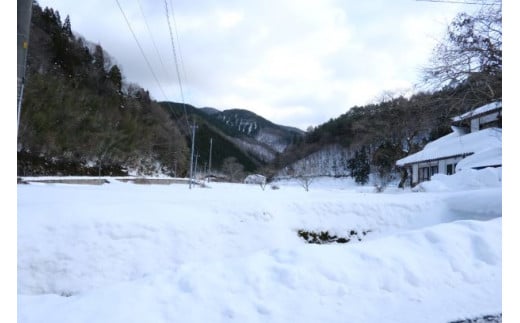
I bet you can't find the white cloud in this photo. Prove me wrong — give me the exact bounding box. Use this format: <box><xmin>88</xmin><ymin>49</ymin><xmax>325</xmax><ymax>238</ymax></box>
<box><xmin>215</xmin><ymin>9</ymin><xmax>244</xmax><ymax>29</ymax></box>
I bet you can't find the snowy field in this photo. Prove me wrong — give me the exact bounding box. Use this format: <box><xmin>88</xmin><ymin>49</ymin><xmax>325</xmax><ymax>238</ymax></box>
<box><xmin>17</xmin><ymin>169</ymin><xmax>504</xmax><ymax>323</ymax></box>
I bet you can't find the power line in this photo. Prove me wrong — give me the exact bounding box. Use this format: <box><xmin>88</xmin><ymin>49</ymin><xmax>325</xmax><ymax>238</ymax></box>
<box><xmin>116</xmin><ymin>0</ymin><xmax>191</xmax><ymax>133</ymax></box>
<box><xmin>136</xmin><ymin>0</ymin><xmax>168</xmax><ymax>74</ymax></box>
<box><xmin>169</xmin><ymin>0</ymin><xmax>188</xmax><ymax>82</ymax></box>
<box><xmin>116</xmin><ymin>0</ymin><xmax>183</xmax><ymax>123</ymax></box>
<box><xmin>164</xmin><ymin>0</ymin><xmax>191</xmax><ymax>135</ymax></box>
<box><xmin>116</xmin><ymin>0</ymin><xmax>196</xmax><ymax>187</ymax></box>
<box><xmin>115</xmin><ymin>0</ymin><xmax>168</xmax><ymax>100</ymax></box>
<box><xmin>165</xmin><ymin>0</ymin><xmax>198</xmax><ymax>188</ymax></box>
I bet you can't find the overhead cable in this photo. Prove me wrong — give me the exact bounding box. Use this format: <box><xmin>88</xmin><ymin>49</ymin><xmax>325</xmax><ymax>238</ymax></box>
<box><xmin>136</xmin><ymin>0</ymin><xmax>168</xmax><ymax>74</ymax></box>
<box><xmin>115</xmin><ymin>0</ymin><xmax>168</xmax><ymax>100</ymax></box>
<box><xmin>164</xmin><ymin>0</ymin><xmax>191</xmax><ymax>134</ymax></box>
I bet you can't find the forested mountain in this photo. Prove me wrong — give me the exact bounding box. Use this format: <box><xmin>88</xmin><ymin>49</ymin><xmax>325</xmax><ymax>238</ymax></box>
<box><xmin>165</xmin><ymin>102</ymin><xmax>303</xmax><ymax>155</ymax></box>
<box><xmin>159</xmin><ymin>102</ymin><xmax>263</xmax><ymax>174</ymax></box>
<box><xmin>18</xmin><ymin>2</ymin><xmax>190</xmax><ymax>176</ymax></box>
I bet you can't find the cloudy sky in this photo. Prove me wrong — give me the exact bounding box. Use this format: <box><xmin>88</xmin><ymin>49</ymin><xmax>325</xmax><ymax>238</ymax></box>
<box><xmin>36</xmin><ymin>0</ymin><xmax>478</xmax><ymax>130</ymax></box>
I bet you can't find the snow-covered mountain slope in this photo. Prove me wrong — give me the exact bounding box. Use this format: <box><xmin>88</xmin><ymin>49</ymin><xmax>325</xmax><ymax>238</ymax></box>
<box><xmin>159</xmin><ymin>102</ymin><xmax>305</xmax><ymax>169</ymax></box>
<box><xmin>277</xmin><ymin>144</ymin><xmax>352</xmax><ymax>177</ymax></box>
<box><xmin>202</xmin><ymin>108</ymin><xmax>304</xmax><ymax>159</ymax></box>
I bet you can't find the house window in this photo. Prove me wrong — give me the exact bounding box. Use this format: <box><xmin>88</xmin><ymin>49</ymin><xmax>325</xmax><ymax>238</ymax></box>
<box><xmin>430</xmin><ymin>166</ymin><xmax>439</xmax><ymax>176</ymax></box>
<box><xmin>419</xmin><ymin>167</ymin><xmax>430</xmax><ymax>182</ymax></box>
<box><xmin>447</xmin><ymin>164</ymin><xmax>454</xmax><ymax>175</ymax></box>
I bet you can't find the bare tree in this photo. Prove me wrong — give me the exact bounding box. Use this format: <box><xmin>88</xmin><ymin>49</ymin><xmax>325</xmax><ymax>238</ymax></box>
<box><xmin>295</xmin><ymin>158</ymin><xmax>317</xmax><ymax>191</ymax></box>
<box><xmin>221</xmin><ymin>157</ymin><xmax>245</xmax><ymax>182</ymax></box>
<box><xmin>298</xmin><ymin>175</ymin><xmax>314</xmax><ymax>192</ymax></box>
<box><xmin>422</xmin><ymin>0</ymin><xmax>502</xmax><ymax>102</ymax></box>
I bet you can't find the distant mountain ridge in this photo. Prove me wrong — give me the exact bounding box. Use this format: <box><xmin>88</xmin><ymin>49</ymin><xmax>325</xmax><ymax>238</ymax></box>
<box><xmin>159</xmin><ymin>101</ymin><xmax>305</xmax><ymax>170</ymax></box>
<box><xmin>202</xmin><ymin>108</ymin><xmax>304</xmax><ymax>153</ymax></box>
<box><xmin>200</xmin><ymin>107</ymin><xmax>304</xmax><ymax>135</ymax></box>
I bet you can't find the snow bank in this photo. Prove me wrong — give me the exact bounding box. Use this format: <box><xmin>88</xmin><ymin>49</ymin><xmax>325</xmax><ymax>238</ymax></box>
<box><xmin>19</xmin><ymin>218</ymin><xmax>501</xmax><ymax>323</ymax></box>
<box><xmin>415</xmin><ymin>167</ymin><xmax>502</xmax><ymax>192</ymax></box>
<box><xmin>17</xmin><ymin>174</ymin><xmax>501</xmax><ymax>323</ymax></box>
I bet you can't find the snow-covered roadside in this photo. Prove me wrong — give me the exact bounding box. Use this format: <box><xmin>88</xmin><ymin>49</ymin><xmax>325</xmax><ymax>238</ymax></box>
<box><xmin>17</xmin><ymin>170</ymin><xmax>502</xmax><ymax>323</ymax></box>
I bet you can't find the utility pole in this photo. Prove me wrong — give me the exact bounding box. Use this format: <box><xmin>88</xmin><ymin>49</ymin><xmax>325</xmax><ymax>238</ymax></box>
<box><xmin>194</xmin><ymin>152</ymin><xmax>199</xmax><ymax>177</ymax></box>
<box><xmin>208</xmin><ymin>138</ymin><xmax>213</xmax><ymax>174</ymax></box>
<box><xmin>188</xmin><ymin>123</ymin><xmax>197</xmax><ymax>189</ymax></box>
<box><xmin>17</xmin><ymin>0</ymin><xmax>33</xmax><ymax>134</ymax></box>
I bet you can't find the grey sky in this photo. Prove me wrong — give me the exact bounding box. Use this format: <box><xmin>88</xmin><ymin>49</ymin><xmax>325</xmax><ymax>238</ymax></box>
<box><xmin>36</xmin><ymin>0</ymin><xmax>478</xmax><ymax>130</ymax></box>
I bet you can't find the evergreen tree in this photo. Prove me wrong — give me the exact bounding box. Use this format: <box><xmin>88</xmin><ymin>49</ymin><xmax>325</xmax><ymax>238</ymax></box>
<box><xmin>93</xmin><ymin>44</ymin><xmax>105</xmax><ymax>72</ymax></box>
<box><xmin>347</xmin><ymin>147</ymin><xmax>370</xmax><ymax>185</ymax></box>
<box><xmin>372</xmin><ymin>141</ymin><xmax>404</xmax><ymax>190</ymax></box>
<box><xmin>107</xmin><ymin>65</ymin><xmax>123</xmax><ymax>93</ymax></box>
<box><xmin>62</xmin><ymin>15</ymin><xmax>72</xmax><ymax>38</ymax></box>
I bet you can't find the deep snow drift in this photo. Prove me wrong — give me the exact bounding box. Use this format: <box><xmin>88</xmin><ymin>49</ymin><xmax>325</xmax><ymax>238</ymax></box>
<box><xmin>17</xmin><ymin>169</ymin><xmax>502</xmax><ymax>323</ymax></box>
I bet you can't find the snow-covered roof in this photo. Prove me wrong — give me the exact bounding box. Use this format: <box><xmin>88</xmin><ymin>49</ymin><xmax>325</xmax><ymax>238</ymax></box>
<box><xmin>456</xmin><ymin>147</ymin><xmax>502</xmax><ymax>171</ymax></box>
<box><xmin>396</xmin><ymin>127</ymin><xmax>501</xmax><ymax>166</ymax></box>
<box><xmin>452</xmin><ymin>101</ymin><xmax>501</xmax><ymax>122</ymax></box>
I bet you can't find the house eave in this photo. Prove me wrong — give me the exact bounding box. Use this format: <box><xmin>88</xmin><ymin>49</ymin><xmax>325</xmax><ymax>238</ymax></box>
<box><xmin>471</xmin><ymin>164</ymin><xmax>502</xmax><ymax>170</ymax></box>
<box><xmin>451</xmin><ymin>107</ymin><xmax>502</xmax><ymax>123</ymax></box>
<box><xmin>398</xmin><ymin>152</ymin><xmax>474</xmax><ymax>167</ymax></box>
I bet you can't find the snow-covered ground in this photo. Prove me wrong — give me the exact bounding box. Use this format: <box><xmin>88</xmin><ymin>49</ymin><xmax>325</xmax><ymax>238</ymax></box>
<box><xmin>17</xmin><ymin>169</ymin><xmax>504</xmax><ymax>323</ymax></box>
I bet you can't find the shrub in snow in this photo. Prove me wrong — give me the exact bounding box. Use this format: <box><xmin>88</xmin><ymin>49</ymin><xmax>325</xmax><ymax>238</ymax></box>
<box><xmin>448</xmin><ymin>313</ymin><xmax>501</xmax><ymax>323</ymax></box>
<box><xmin>18</xmin><ymin>177</ymin><xmax>28</xmax><ymax>184</ymax></box>
<box><xmin>222</xmin><ymin>157</ymin><xmax>245</xmax><ymax>182</ymax></box>
<box><xmin>374</xmin><ymin>183</ymin><xmax>385</xmax><ymax>193</ymax></box>
<box><xmin>60</xmin><ymin>291</ymin><xmax>74</xmax><ymax>297</ymax></box>
<box><xmin>297</xmin><ymin>229</ymin><xmax>371</xmax><ymax>244</ymax></box>
<box><xmin>244</xmin><ymin>174</ymin><xmax>267</xmax><ymax>190</ymax></box>
<box><xmin>297</xmin><ymin>175</ymin><xmax>314</xmax><ymax>191</ymax></box>
<box><xmin>244</xmin><ymin>174</ymin><xmax>267</xmax><ymax>185</ymax></box>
